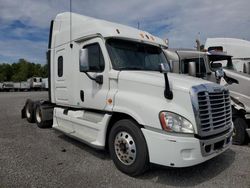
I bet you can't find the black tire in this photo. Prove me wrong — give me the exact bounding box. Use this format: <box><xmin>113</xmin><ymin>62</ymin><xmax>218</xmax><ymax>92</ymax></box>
<box><xmin>25</xmin><ymin>99</ymin><xmax>35</xmax><ymax>123</ymax></box>
<box><xmin>34</xmin><ymin>103</ymin><xmax>52</xmax><ymax>128</ymax></box>
<box><xmin>233</xmin><ymin>118</ymin><xmax>248</xmax><ymax>145</ymax></box>
<box><xmin>108</xmin><ymin>119</ymin><xmax>149</xmax><ymax>176</ymax></box>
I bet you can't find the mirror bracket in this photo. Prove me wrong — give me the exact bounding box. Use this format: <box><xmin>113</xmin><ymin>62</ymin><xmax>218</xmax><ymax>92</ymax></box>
<box><xmin>215</xmin><ymin>68</ymin><xmax>225</xmax><ymax>81</ymax></box>
<box><xmin>159</xmin><ymin>63</ymin><xmax>173</xmax><ymax>100</ymax></box>
<box><xmin>85</xmin><ymin>72</ymin><xmax>103</xmax><ymax>85</ymax></box>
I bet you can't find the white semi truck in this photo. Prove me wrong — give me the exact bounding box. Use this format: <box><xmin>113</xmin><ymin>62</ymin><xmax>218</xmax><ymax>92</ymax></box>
<box><xmin>165</xmin><ymin>49</ymin><xmax>250</xmax><ymax>145</ymax></box>
<box><xmin>205</xmin><ymin>38</ymin><xmax>250</xmax><ymax>73</ymax></box>
<box><xmin>27</xmin><ymin>77</ymin><xmax>43</xmax><ymax>90</ymax></box>
<box><xmin>22</xmin><ymin>12</ymin><xmax>233</xmax><ymax>176</ymax></box>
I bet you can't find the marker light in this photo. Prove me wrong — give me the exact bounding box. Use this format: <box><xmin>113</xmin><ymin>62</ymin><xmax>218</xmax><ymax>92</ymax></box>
<box><xmin>165</xmin><ymin>38</ymin><xmax>169</xmax><ymax>46</ymax></box>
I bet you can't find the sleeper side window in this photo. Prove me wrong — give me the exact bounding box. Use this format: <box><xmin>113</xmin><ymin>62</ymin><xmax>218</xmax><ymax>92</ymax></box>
<box><xmin>181</xmin><ymin>58</ymin><xmax>206</xmax><ymax>77</ymax></box>
<box><xmin>81</xmin><ymin>43</ymin><xmax>105</xmax><ymax>72</ymax></box>
<box><xmin>58</xmin><ymin>56</ymin><xmax>63</xmax><ymax>77</ymax></box>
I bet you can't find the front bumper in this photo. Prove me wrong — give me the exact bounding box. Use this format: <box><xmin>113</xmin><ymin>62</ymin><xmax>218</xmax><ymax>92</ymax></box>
<box><xmin>33</xmin><ymin>84</ymin><xmax>42</xmax><ymax>88</ymax></box>
<box><xmin>142</xmin><ymin>128</ymin><xmax>232</xmax><ymax>167</ymax></box>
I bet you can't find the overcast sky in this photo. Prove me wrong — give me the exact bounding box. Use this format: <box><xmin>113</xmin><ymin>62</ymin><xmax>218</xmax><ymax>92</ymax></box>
<box><xmin>0</xmin><ymin>0</ymin><xmax>249</xmax><ymax>64</ymax></box>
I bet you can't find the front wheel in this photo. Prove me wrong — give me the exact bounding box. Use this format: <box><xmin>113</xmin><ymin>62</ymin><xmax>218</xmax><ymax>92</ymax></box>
<box><xmin>108</xmin><ymin>119</ymin><xmax>149</xmax><ymax>176</ymax></box>
<box><xmin>232</xmin><ymin>118</ymin><xmax>248</xmax><ymax>145</ymax></box>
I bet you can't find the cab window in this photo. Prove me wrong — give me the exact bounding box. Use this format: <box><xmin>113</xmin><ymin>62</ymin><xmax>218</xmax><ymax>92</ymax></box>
<box><xmin>82</xmin><ymin>43</ymin><xmax>105</xmax><ymax>72</ymax></box>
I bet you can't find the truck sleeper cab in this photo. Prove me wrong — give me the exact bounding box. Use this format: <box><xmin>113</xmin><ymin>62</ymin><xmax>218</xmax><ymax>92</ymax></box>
<box><xmin>22</xmin><ymin>12</ymin><xmax>232</xmax><ymax>176</ymax></box>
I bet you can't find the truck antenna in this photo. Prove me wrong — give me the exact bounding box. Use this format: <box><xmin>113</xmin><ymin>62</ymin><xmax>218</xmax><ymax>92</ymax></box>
<box><xmin>70</xmin><ymin>0</ymin><xmax>73</xmax><ymax>48</ymax></box>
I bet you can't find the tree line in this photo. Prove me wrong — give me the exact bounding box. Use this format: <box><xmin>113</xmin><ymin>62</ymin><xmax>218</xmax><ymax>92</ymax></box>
<box><xmin>0</xmin><ymin>59</ymin><xmax>48</xmax><ymax>82</ymax></box>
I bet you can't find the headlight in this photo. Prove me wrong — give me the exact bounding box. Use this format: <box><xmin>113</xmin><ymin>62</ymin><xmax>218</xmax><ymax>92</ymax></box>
<box><xmin>159</xmin><ymin>111</ymin><xmax>194</xmax><ymax>134</ymax></box>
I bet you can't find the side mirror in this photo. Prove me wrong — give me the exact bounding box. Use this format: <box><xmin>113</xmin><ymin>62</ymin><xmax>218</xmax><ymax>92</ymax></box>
<box><xmin>79</xmin><ymin>49</ymin><xmax>89</xmax><ymax>72</ymax></box>
<box><xmin>243</xmin><ymin>62</ymin><xmax>250</xmax><ymax>74</ymax></box>
<box><xmin>159</xmin><ymin>63</ymin><xmax>171</xmax><ymax>73</ymax></box>
<box><xmin>188</xmin><ymin>61</ymin><xmax>196</xmax><ymax>76</ymax></box>
<box><xmin>215</xmin><ymin>68</ymin><xmax>225</xmax><ymax>80</ymax></box>
<box><xmin>79</xmin><ymin>48</ymin><xmax>103</xmax><ymax>85</ymax></box>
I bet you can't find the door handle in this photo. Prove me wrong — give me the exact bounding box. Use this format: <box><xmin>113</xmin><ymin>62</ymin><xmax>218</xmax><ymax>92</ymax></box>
<box><xmin>80</xmin><ymin>90</ymin><xmax>84</xmax><ymax>102</ymax></box>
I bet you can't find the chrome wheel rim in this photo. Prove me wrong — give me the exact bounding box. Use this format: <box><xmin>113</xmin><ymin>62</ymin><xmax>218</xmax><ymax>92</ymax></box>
<box><xmin>36</xmin><ymin>108</ymin><xmax>42</xmax><ymax>123</ymax></box>
<box><xmin>114</xmin><ymin>131</ymin><xmax>136</xmax><ymax>165</ymax></box>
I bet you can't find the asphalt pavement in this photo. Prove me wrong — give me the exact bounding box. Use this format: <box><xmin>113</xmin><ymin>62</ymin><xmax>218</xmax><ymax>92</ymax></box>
<box><xmin>0</xmin><ymin>91</ymin><xmax>250</xmax><ymax>188</ymax></box>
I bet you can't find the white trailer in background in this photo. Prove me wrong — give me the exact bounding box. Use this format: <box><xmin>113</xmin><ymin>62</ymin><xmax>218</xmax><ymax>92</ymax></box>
<box><xmin>14</xmin><ymin>82</ymin><xmax>21</xmax><ymax>91</ymax></box>
<box><xmin>21</xmin><ymin>81</ymin><xmax>30</xmax><ymax>91</ymax></box>
<box><xmin>205</xmin><ymin>38</ymin><xmax>250</xmax><ymax>73</ymax></box>
<box><xmin>42</xmin><ymin>78</ymin><xmax>48</xmax><ymax>90</ymax></box>
<box><xmin>2</xmin><ymin>82</ymin><xmax>14</xmax><ymax>91</ymax></box>
<box><xmin>10</xmin><ymin>81</ymin><xmax>30</xmax><ymax>91</ymax></box>
<box><xmin>22</xmin><ymin>12</ymin><xmax>233</xmax><ymax>176</ymax></box>
<box><xmin>0</xmin><ymin>82</ymin><xmax>3</xmax><ymax>91</ymax></box>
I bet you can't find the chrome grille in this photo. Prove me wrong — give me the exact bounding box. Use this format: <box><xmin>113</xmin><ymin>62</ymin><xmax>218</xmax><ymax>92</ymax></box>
<box><xmin>197</xmin><ymin>90</ymin><xmax>231</xmax><ymax>135</ymax></box>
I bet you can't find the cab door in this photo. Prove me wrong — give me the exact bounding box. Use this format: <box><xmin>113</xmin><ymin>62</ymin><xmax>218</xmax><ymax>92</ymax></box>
<box><xmin>78</xmin><ymin>37</ymin><xmax>110</xmax><ymax>110</ymax></box>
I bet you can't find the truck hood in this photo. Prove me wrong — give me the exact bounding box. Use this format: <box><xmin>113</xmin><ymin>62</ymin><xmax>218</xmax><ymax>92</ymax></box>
<box><xmin>118</xmin><ymin>71</ymin><xmax>211</xmax><ymax>92</ymax></box>
<box><xmin>224</xmin><ymin>69</ymin><xmax>250</xmax><ymax>80</ymax></box>
<box><xmin>112</xmin><ymin>71</ymin><xmax>213</xmax><ymax>132</ymax></box>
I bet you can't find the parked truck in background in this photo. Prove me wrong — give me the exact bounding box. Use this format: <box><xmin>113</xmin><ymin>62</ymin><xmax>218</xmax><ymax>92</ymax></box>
<box><xmin>205</xmin><ymin>38</ymin><xmax>250</xmax><ymax>73</ymax></box>
<box><xmin>22</xmin><ymin>12</ymin><xmax>233</xmax><ymax>176</ymax></box>
<box><xmin>165</xmin><ymin>49</ymin><xmax>250</xmax><ymax>145</ymax></box>
<box><xmin>27</xmin><ymin>77</ymin><xmax>43</xmax><ymax>90</ymax></box>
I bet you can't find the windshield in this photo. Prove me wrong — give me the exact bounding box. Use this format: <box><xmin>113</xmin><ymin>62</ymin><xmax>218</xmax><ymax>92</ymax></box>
<box><xmin>210</xmin><ymin>60</ymin><xmax>235</xmax><ymax>71</ymax></box>
<box><xmin>208</xmin><ymin>56</ymin><xmax>235</xmax><ymax>71</ymax></box>
<box><xmin>106</xmin><ymin>38</ymin><xmax>169</xmax><ymax>71</ymax></box>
